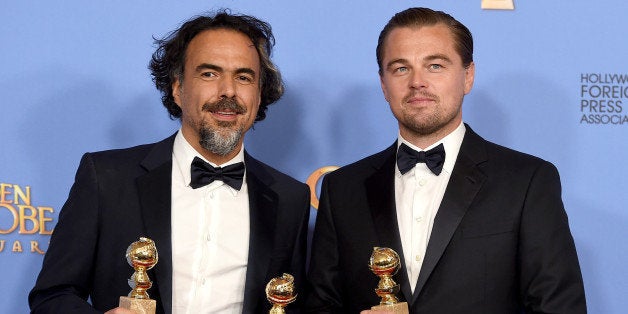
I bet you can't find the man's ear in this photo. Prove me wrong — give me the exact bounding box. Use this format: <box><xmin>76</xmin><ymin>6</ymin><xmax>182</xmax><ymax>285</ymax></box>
<box><xmin>464</xmin><ymin>62</ymin><xmax>475</xmax><ymax>95</ymax></box>
<box><xmin>172</xmin><ymin>77</ymin><xmax>182</xmax><ymax>106</ymax></box>
<box><xmin>380</xmin><ymin>75</ymin><xmax>389</xmax><ymax>102</ymax></box>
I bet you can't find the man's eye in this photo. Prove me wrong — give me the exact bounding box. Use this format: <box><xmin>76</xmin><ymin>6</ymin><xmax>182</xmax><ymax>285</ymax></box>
<box><xmin>394</xmin><ymin>66</ymin><xmax>408</xmax><ymax>73</ymax></box>
<box><xmin>201</xmin><ymin>72</ymin><xmax>217</xmax><ymax>78</ymax></box>
<box><xmin>429</xmin><ymin>64</ymin><xmax>443</xmax><ymax>70</ymax></box>
<box><xmin>237</xmin><ymin>75</ymin><xmax>254</xmax><ymax>83</ymax></box>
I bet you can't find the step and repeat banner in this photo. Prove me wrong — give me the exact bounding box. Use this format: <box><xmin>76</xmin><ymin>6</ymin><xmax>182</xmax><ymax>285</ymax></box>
<box><xmin>1</xmin><ymin>1</ymin><xmax>626</xmax><ymax>313</ymax></box>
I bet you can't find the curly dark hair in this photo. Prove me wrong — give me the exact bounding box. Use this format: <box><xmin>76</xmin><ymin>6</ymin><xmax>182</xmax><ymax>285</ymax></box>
<box><xmin>376</xmin><ymin>7</ymin><xmax>474</xmax><ymax>74</ymax></box>
<box><xmin>149</xmin><ymin>9</ymin><xmax>284</xmax><ymax>121</ymax></box>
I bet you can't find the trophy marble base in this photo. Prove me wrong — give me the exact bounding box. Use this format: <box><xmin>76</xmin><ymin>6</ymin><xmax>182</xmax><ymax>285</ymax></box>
<box><xmin>372</xmin><ymin>301</ymin><xmax>409</xmax><ymax>314</ymax></box>
<box><xmin>119</xmin><ymin>296</ymin><xmax>156</xmax><ymax>314</ymax></box>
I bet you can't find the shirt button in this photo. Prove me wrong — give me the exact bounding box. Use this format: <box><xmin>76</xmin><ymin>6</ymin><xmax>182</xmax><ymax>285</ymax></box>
<box><xmin>415</xmin><ymin>255</ymin><xmax>421</xmax><ymax>262</ymax></box>
<box><xmin>418</xmin><ymin>178</ymin><xmax>427</xmax><ymax>186</ymax></box>
<box><xmin>201</xmin><ymin>278</ymin><xmax>207</xmax><ymax>285</ymax></box>
<box><xmin>415</xmin><ymin>217</ymin><xmax>423</xmax><ymax>223</ymax></box>
<box><xmin>209</xmin><ymin>192</ymin><xmax>215</xmax><ymax>199</ymax></box>
<box><xmin>205</xmin><ymin>234</ymin><xmax>211</xmax><ymax>242</ymax></box>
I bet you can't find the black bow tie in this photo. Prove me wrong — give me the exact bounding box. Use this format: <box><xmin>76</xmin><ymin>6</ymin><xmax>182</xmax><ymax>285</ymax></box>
<box><xmin>397</xmin><ymin>143</ymin><xmax>446</xmax><ymax>175</ymax></box>
<box><xmin>190</xmin><ymin>157</ymin><xmax>245</xmax><ymax>190</ymax></box>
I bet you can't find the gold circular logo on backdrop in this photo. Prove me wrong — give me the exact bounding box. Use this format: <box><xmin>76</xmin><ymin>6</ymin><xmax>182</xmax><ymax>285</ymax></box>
<box><xmin>305</xmin><ymin>166</ymin><xmax>339</xmax><ymax>209</ymax></box>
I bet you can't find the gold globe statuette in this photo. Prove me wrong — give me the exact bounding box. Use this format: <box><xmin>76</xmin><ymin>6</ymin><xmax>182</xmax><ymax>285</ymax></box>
<box><xmin>266</xmin><ymin>273</ymin><xmax>297</xmax><ymax>314</ymax></box>
<box><xmin>119</xmin><ymin>237</ymin><xmax>159</xmax><ymax>314</ymax></box>
<box><xmin>369</xmin><ymin>247</ymin><xmax>409</xmax><ymax>314</ymax></box>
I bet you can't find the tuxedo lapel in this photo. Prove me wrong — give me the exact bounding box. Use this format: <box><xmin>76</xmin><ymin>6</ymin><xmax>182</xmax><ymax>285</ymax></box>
<box><xmin>411</xmin><ymin>126</ymin><xmax>488</xmax><ymax>303</ymax></box>
<box><xmin>242</xmin><ymin>152</ymin><xmax>278</xmax><ymax>312</ymax></box>
<box><xmin>137</xmin><ymin>134</ymin><xmax>176</xmax><ymax>314</ymax></box>
<box><xmin>366</xmin><ymin>143</ymin><xmax>414</xmax><ymax>304</ymax></box>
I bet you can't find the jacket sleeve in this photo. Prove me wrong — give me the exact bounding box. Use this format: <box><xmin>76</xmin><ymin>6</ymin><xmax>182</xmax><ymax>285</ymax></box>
<box><xmin>518</xmin><ymin>161</ymin><xmax>587</xmax><ymax>313</ymax></box>
<box><xmin>304</xmin><ymin>176</ymin><xmax>345</xmax><ymax>313</ymax></box>
<box><xmin>29</xmin><ymin>153</ymin><xmax>103</xmax><ymax>314</ymax></box>
<box><xmin>287</xmin><ymin>182</ymin><xmax>312</xmax><ymax>314</ymax></box>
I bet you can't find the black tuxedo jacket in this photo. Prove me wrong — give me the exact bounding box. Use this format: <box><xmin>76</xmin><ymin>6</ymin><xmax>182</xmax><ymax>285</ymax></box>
<box><xmin>29</xmin><ymin>134</ymin><xmax>310</xmax><ymax>313</ymax></box>
<box><xmin>305</xmin><ymin>126</ymin><xmax>586</xmax><ymax>313</ymax></box>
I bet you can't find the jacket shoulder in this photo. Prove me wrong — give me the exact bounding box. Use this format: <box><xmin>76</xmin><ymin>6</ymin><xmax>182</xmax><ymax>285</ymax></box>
<box><xmin>482</xmin><ymin>138</ymin><xmax>555</xmax><ymax>171</ymax></box>
<box><xmin>324</xmin><ymin>143</ymin><xmax>396</xmax><ymax>183</ymax></box>
<box><xmin>463</xmin><ymin>126</ymin><xmax>556</xmax><ymax>172</ymax></box>
<box><xmin>245</xmin><ymin>153</ymin><xmax>309</xmax><ymax>191</ymax></box>
<box><xmin>78</xmin><ymin>134</ymin><xmax>175</xmax><ymax>175</ymax></box>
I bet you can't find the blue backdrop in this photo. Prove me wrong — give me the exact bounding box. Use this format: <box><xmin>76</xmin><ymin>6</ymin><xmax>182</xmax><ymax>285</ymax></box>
<box><xmin>1</xmin><ymin>1</ymin><xmax>626</xmax><ymax>313</ymax></box>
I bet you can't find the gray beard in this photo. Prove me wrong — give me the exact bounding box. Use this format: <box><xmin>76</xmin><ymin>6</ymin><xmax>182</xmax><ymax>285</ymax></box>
<box><xmin>199</xmin><ymin>125</ymin><xmax>243</xmax><ymax>156</ymax></box>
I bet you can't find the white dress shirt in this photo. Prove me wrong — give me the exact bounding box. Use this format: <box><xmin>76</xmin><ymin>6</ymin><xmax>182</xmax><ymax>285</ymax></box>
<box><xmin>171</xmin><ymin>130</ymin><xmax>250</xmax><ymax>314</ymax></box>
<box><xmin>395</xmin><ymin>122</ymin><xmax>466</xmax><ymax>293</ymax></box>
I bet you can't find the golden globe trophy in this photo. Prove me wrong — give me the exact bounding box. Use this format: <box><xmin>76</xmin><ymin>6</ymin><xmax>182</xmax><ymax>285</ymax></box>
<box><xmin>265</xmin><ymin>273</ymin><xmax>297</xmax><ymax>314</ymax></box>
<box><xmin>119</xmin><ymin>237</ymin><xmax>158</xmax><ymax>314</ymax></box>
<box><xmin>369</xmin><ymin>247</ymin><xmax>409</xmax><ymax>314</ymax></box>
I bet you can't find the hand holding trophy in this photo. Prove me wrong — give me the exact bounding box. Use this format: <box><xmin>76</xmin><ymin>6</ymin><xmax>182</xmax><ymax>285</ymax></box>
<box><xmin>119</xmin><ymin>237</ymin><xmax>158</xmax><ymax>314</ymax></box>
<box><xmin>369</xmin><ymin>247</ymin><xmax>409</xmax><ymax>314</ymax></box>
<box><xmin>266</xmin><ymin>273</ymin><xmax>297</xmax><ymax>314</ymax></box>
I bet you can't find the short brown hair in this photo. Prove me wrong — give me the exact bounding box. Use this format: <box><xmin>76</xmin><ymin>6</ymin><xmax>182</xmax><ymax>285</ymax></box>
<box><xmin>376</xmin><ymin>7</ymin><xmax>473</xmax><ymax>74</ymax></box>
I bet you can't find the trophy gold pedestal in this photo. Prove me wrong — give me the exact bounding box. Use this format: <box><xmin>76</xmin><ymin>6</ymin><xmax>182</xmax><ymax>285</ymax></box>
<box><xmin>119</xmin><ymin>297</ymin><xmax>156</xmax><ymax>314</ymax></box>
<box><xmin>119</xmin><ymin>237</ymin><xmax>159</xmax><ymax>314</ymax></box>
<box><xmin>369</xmin><ymin>247</ymin><xmax>409</xmax><ymax>314</ymax></box>
<box><xmin>372</xmin><ymin>303</ymin><xmax>409</xmax><ymax>313</ymax></box>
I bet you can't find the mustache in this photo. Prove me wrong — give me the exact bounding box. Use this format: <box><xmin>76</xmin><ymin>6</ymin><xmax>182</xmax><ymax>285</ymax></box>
<box><xmin>202</xmin><ymin>98</ymin><xmax>246</xmax><ymax>114</ymax></box>
<box><xmin>404</xmin><ymin>91</ymin><xmax>439</xmax><ymax>103</ymax></box>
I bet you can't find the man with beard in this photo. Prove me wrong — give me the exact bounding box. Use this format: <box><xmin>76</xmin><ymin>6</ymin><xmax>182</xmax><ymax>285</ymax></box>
<box><xmin>305</xmin><ymin>7</ymin><xmax>586</xmax><ymax>314</ymax></box>
<box><xmin>29</xmin><ymin>10</ymin><xmax>310</xmax><ymax>314</ymax></box>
